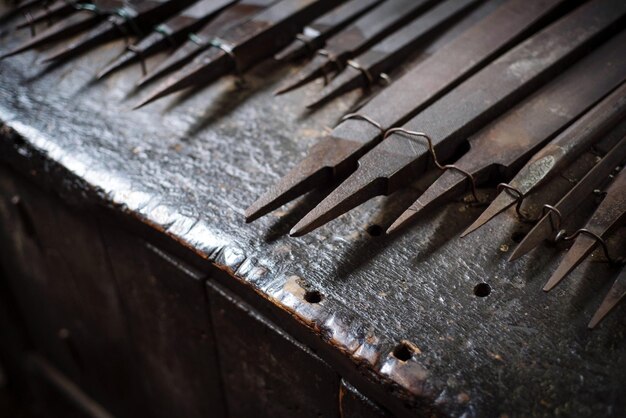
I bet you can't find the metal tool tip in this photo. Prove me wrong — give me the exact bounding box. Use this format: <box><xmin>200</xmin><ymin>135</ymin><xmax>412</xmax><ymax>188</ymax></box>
<box><xmin>386</xmin><ymin>207</ymin><xmax>419</xmax><ymax>235</ymax></box>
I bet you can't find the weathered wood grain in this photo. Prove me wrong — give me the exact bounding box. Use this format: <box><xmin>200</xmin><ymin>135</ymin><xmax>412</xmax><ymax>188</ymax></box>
<box><xmin>0</xmin><ymin>2</ymin><xmax>625</xmax><ymax>415</ymax></box>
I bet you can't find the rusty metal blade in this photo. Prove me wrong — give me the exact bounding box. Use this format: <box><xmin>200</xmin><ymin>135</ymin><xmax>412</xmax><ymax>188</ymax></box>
<box><xmin>42</xmin><ymin>0</ymin><xmax>198</xmax><ymax>63</ymax></box>
<box><xmin>135</xmin><ymin>0</ymin><xmax>277</xmax><ymax>87</ymax></box>
<box><xmin>135</xmin><ymin>0</ymin><xmax>339</xmax><ymax>106</ymax></box>
<box><xmin>294</xmin><ymin>0</ymin><xmax>626</xmax><ymax>236</ymax></box>
<box><xmin>389</xmin><ymin>31</ymin><xmax>626</xmax><ymax>234</ymax></box>
<box><xmin>511</xmin><ymin>134</ymin><xmax>626</xmax><ymax>261</ymax></box>
<box><xmin>15</xmin><ymin>0</ymin><xmax>77</xmax><ymax>29</ymax></box>
<box><xmin>589</xmin><ymin>265</ymin><xmax>626</xmax><ymax>328</ymax></box>
<box><xmin>307</xmin><ymin>0</ymin><xmax>482</xmax><ymax>108</ymax></box>
<box><xmin>543</xmin><ymin>167</ymin><xmax>626</xmax><ymax>291</ymax></box>
<box><xmin>275</xmin><ymin>0</ymin><xmax>383</xmax><ymax>62</ymax></box>
<box><xmin>97</xmin><ymin>0</ymin><xmax>237</xmax><ymax>78</ymax></box>
<box><xmin>276</xmin><ymin>0</ymin><xmax>439</xmax><ymax>95</ymax></box>
<box><xmin>0</xmin><ymin>9</ymin><xmax>103</xmax><ymax>59</ymax></box>
<box><xmin>1</xmin><ymin>0</ymin><xmax>50</xmax><ymax>22</ymax></box>
<box><xmin>464</xmin><ymin>64</ymin><xmax>626</xmax><ymax>237</ymax></box>
<box><xmin>247</xmin><ymin>0</ymin><xmax>569</xmax><ymax>222</ymax></box>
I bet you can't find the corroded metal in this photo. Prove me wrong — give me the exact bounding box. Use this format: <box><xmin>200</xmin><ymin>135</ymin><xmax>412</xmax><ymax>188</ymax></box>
<box><xmin>246</xmin><ymin>0</ymin><xmax>568</xmax><ymax>223</ymax></box>
<box><xmin>274</xmin><ymin>0</ymin><xmax>383</xmax><ymax>62</ymax></box>
<box><xmin>387</xmin><ymin>33</ymin><xmax>626</xmax><ymax>234</ymax></box>
<box><xmin>134</xmin><ymin>0</ymin><xmax>338</xmax><ymax>107</ymax></box>
<box><xmin>307</xmin><ymin>0</ymin><xmax>482</xmax><ymax>108</ymax></box>
<box><xmin>275</xmin><ymin>0</ymin><xmax>438</xmax><ymax>95</ymax></box>
<box><xmin>464</xmin><ymin>76</ymin><xmax>626</xmax><ymax>236</ymax></box>
<box><xmin>290</xmin><ymin>0</ymin><xmax>626</xmax><ymax>236</ymax></box>
<box><xmin>543</xmin><ymin>166</ymin><xmax>625</xmax><ymax>291</ymax></box>
<box><xmin>97</xmin><ymin>0</ymin><xmax>237</xmax><ymax>79</ymax></box>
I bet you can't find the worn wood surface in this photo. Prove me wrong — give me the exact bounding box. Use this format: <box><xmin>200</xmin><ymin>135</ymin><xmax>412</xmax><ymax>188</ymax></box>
<box><xmin>207</xmin><ymin>280</ymin><xmax>340</xmax><ymax>418</ymax></box>
<box><xmin>0</xmin><ymin>3</ymin><xmax>625</xmax><ymax>416</ymax></box>
<box><xmin>100</xmin><ymin>223</ymin><xmax>227</xmax><ymax>418</ymax></box>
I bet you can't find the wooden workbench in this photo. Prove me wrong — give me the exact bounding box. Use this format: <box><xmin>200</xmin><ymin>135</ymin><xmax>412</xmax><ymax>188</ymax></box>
<box><xmin>0</xmin><ymin>5</ymin><xmax>624</xmax><ymax>417</ymax></box>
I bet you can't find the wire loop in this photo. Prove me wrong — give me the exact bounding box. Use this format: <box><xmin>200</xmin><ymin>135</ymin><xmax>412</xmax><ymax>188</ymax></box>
<box><xmin>384</xmin><ymin>128</ymin><xmax>479</xmax><ymax>202</ymax></box>
<box><xmin>340</xmin><ymin>113</ymin><xmax>384</xmax><ymax>133</ymax></box>
<box><xmin>497</xmin><ymin>183</ymin><xmax>531</xmax><ymax>220</ymax></box>
<box><xmin>346</xmin><ymin>59</ymin><xmax>374</xmax><ymax>87</ymax></box>
<box><xmin>555</xmin><ymin>228</ymin><xmax>621</xmax><ymax>264</ymax></box>
<box><xmin>541</xmin><ymin>204</ymin><xmax>562</xmax><ymax>232</ymax></box>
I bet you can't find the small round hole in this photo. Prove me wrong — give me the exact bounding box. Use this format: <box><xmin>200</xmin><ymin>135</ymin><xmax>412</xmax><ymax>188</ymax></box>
<box><xmin>511</xmin><ymin>231</ymin><xmax>526</xmax><ymax>243</ymax></box>
<box><xmin>392</xmin><ymin>343</ymin><xmax>413</xmax><ymax>361</ymax></box>
<box><xmin>304</xmin><ymin>290</ymin><xmax>322</xmax><ymax>304</ymax></box>
<box><xmin>474</xmin><ymin>283</ymin><xmax>491</xmax><ymax>297</ymax></box>
<box><xmin>367</xmin><ymin>224</ymin><xmax>383</xmax><ymax>237</ymax></box>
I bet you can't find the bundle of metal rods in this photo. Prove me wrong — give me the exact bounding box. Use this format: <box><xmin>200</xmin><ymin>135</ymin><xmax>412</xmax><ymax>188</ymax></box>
<box><xmin>1</xmin><ymin>0</ymin><xmax>625</xmax><ymax>328</ymax></box>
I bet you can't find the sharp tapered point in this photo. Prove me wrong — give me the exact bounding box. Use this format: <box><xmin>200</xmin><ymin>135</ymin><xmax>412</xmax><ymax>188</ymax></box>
<box><xmin>307</xmin><ymin>67</ymin><xmax>362</xmax><ymax>108</ymax></box>
<box><xmin>245</xmin><ymin>137</ymin><xmax>365</xmax><ymax>222</ymax></box>
<box><xmin>588</xmin><ymin>269</ymin><xmax>625</xmax><ymax>328</ymax></box>
<box><xmin>543</xmin><ymin>235</ymin><xmax>597</xmax><ymax>292</ymax></box>
<box><xmin>386</xmin><ymin>205</ymin><xmax>423</xmax><ymax>235</ymax></box>
<box><xmin>508</xmin><ymin>218</ymin><xmax>552</xmax><ymax>262</ymax></box>
<box><xmin>275</xmin><ymin>58</ymin><xmax>331</xmax><ymax>95</ymax></box>
<box><xmin>461</xmin><ymin>192</ymin><xmax>516</xmax><ymax>238</ymax></box>
<box><xmin>274</xmin><ymin>40</ymin><xmax>303</xmax><ymax>62</ymax></box>
<box><xmin>97</xmin><ymin>50</ymin><xmax>136</xmax><ymax>79</ymax></box>
<box><xmin>289</xmin><ymin>168</ymin><xmax>384</xmax><ymax>237</ymax></box>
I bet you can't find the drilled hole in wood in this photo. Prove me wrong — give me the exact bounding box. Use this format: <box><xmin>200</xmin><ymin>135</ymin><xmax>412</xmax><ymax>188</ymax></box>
<box><xmin>304</xmin><ymin>290</ymin><xmax>322</xmax><ymax>304</ymax></box>
<box><xmin>511</xmin><ymin>231</ymin><xmax>526</xmax><ymax>243</ymax></box>
<box><xmin>367</xmin><ymin>224</ymin><xmax>383</xmax><ymax>237</ymax></box>
<box><xmin>392</xmin><ymin>343</ymin><xmax>413</xmax><ymax>361</ymax></box>
<box><xmin>474</xmin><ymin>283</ymin><xmax>491</xmax><ymax>297</ymax></box>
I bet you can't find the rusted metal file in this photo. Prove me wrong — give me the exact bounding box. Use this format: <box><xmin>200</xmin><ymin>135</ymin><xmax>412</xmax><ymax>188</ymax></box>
<box><xmin>589</xmin><ymin>265</ymin><xmax>626</xmax><ymax>328</ymax></box>
<box><xmin>274</xmin><ymin>0</ymin><xmax>383</xmax><ymax>62</ymax></box>
<box><xmin>15</xmin><ymin>0</ymin><xmax>78</xmax><ymax>30</ymax></box>
<box><xmin>463</xmin><ymin>77</ymin><xmax>626</xmax><ymax>237</ymax></box>
<box><xmin>543</xmin><ymin>166</ymin><xmax>625</xmax><ymax>292</ymax></box>
<box><xmin>511</xmin><ymin>134</ymin><xmax>626</xmax><ymax>262</ymax></box>
<box><xmin>135</xmin><ymin>0</ymin><xmax>278</xmax><ymax>87</ymax></box>
<box><xmin>387</xmin><ymin>33</ymin><xmax>626</xmax><ymax>234</ymax></box>
<box><xmin>307</xmin><ymin>0</ymin><xmax>482</xmax><ymax>108</ymax></box>
<box><xmin>42</xmin><ymin>0</ymin><xmax>199</xmax><ymax>62</ymax></box>
<box><xmin>134</xmin><ymin>0</ymin><xmax>338</xmax><ymax>107</ymax></box>
<box><xmin>275</xmin><ymin>0</ymin><xmax>438</xmax><ymax>95</ymax></box>
<box><xmin>0</xmin><ymin>0</ymin><xmax>126</xmax><ymax>59</ymax></box>
<box><xmin>97</xmin><ymin>0</ymin><xmax>237</xmax><ymax>78</ymax></box>
<box><xmin>289</xmin><ymin>0</ymin><xmax>626</xmax><ymax>236</ymax></box>
<box><xmin>245</xmin><ymin>0</ymin><xmax>568</xmax><ymax>223</ymax></box>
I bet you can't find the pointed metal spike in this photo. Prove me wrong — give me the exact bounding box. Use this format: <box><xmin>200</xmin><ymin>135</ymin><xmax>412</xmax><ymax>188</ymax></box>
<box><xmin>16</xmin><ymin>0</ymin><xmax>75</xmax><ymax>29</ymax></box>
<box><xmin>543</xmin><ymin>234</ymin><xmax>598</xmax><ymax>292</ymax></box>
<box><xmin>275</xmin><ymin>55</ymin><xmax>335</xmax><ymax>95</ymax></box>
<box><xmin>98</xmin><ymin>0</ymin><xmax>240</xmax><ymax>79</ymax></box>
<box><xmin>306</xmin><ymin>66</ymin><xmax>360</xmax><ymax>108</ymax></box>
<box><xmin>274</xmin><ymin>38</ymin><xmax>310</xmax><ymax>62</ymax></box>
<box><xmin>387</xmin><ymin>170</ymin><xmax>469</xmax><ymax>234</ymax></box>
<box><xmin>511</xmin><ymin>134</ymin><xmax>626</xmax><ymax>262</ymax></box>
<box><xmin>290</xmin><ymin>166</ymin><xmax>387</xmax><ymax>237</ymax></box>
<box><xmin>135</xmin><ymin>48</ymin><xmax>231</xmax><ymax>108</ymax></box>
<box><xmin>274</xmin><ymin>0</ymin><xmax>385</xmax><ymax>62</ymax></box>
<box><xmin>544</xmin><ymin>167</ymin><xmax>626</xmax><ymax>291</ymax></box>
<box><xmin>588</xmin><ymin>266</ymin><xmax>626</xmax><ymax>328</ymax></box>
<box><xmin>98</xmin><ymin>48</ymin><xmax>137</xmax><ymax>79</ymax></box>
<box><xmin>135</xmin><ymin>38</ymin><xmax>206</xmax><ymax>87</ymax></box>
<box><xmin>461</xmin><ymin>192</ymin><xmax>516</xmax><ymax>237</ymax></box>
<box><xmin>0</xmin><ymin>10</ymin><xmax>99</xmax><ymax>59</ymax></box>
<box><xmin>137</xmin><ymin>0</ymin><xmax>279</xmax><ymax>86</ymax></box>
<box><xmin>245</xmin><ymin>136</ymin><xmax>363</xmax><ymax>222</ymax></box>
<box><xmin>42</xmin><ymin>18</ymin><xmax>118</xmax><ymax>62</ymax></box>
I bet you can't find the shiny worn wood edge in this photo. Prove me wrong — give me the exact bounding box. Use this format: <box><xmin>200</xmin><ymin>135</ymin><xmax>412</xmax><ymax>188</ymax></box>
<box><xmin>1</xmin><ymin>8</ymin><xmax>625</xmax><ymax>416</ymax></box>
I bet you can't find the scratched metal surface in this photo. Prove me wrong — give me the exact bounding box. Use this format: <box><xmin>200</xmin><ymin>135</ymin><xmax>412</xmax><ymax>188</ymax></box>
<box><xmin>0</xmin><ymin>5</ymin><xmax>625</xmax><ymax>417</ymax></box>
